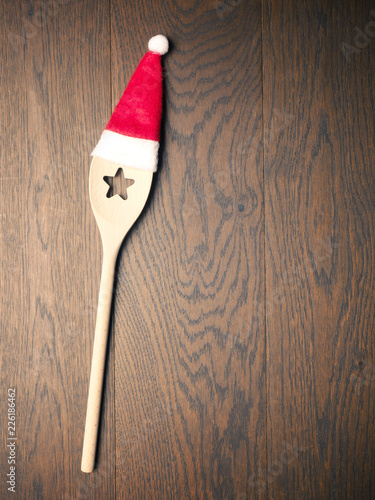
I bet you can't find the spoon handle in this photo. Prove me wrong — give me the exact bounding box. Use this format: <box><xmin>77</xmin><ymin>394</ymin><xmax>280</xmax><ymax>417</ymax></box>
<box><xmin>81</xmin><ymin>248</ymin><xmax>117</xmax><ymax>473</ymax></box>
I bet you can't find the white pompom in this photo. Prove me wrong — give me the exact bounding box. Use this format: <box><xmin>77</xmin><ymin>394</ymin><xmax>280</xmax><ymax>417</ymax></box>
<box><xmin>148</xmin><ymin>35</ymin><xmax>169</xmax><ymax>55</ymax></box>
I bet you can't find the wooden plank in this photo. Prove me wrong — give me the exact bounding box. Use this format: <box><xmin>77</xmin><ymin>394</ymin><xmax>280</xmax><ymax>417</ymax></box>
<box><xmin>111</xmin><ymin>1</ymin><xmax>266</xmax><ymax>498</ymax></box>
<box><xmin>263</xmin><ymin>0</ymin><xmax>375</xmax><ymax>498</ymax></box>
<box><xmin>0</xmin><ymin>1</ymin><xmax>114</xmax><ymax>498</ymax></box>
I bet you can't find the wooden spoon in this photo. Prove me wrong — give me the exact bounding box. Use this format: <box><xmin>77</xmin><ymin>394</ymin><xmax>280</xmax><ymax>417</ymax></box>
<box><xmin>80</xmin><ymin>32</ymin><xmax>168</xmax><ymax>473</ymax></box>
<box><xmin>81</xmin><ymin>156</ymin><xmax>153</xmax><ymax>473</ymax></box>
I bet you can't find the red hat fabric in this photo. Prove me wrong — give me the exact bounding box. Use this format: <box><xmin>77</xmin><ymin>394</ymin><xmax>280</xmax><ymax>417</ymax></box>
<box><xmin>91</xmin><ymin>35</ymin><xmax>168</xmax><ymax>172</ymax></box>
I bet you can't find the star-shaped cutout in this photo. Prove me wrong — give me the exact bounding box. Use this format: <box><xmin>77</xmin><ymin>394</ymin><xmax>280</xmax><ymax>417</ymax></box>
<box><xmin>103</xmin><ymin>168</ymin><xmax>135</xmax><ymax>200</ymax></box>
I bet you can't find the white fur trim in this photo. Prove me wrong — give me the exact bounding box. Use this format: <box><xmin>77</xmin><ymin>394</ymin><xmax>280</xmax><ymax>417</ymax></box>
<box><xmin>91</xmin><ymin>130</ymin><xmax>159</xmax><ymax>172</ymax></box>
<box><xmin>148</xmin><ymin>35</ymin><xmax>169</xmax><ymax>55</ymax></box>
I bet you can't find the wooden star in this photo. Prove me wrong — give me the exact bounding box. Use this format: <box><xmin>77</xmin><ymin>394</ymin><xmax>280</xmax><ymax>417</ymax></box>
<box><xmin>103</xmin><ymin>168</ymin><xmax>135</xmax><ymax>200</ymax></box>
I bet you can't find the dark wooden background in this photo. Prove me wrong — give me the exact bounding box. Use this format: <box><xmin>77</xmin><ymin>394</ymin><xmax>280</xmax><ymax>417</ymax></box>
<box><xmin>0</xmin><ymin>0</ymin><xmax>374</xmax><ymax>498</ymax></box>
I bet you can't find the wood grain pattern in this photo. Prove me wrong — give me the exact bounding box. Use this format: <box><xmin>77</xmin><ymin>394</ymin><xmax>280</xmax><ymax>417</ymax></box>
<box><xmin>263</xmin><ymin>0</ymin><xmax>375</xmax><ymax>498</ymax></box>
<box><xmin>0</xmin><ymin>1</ymin><xmax>114</xmax><ymax>498</ymax></box>
<box><xmin>111</xmin><ymin>1</ymin><xmax>266</xmax><ymax>499</ymax></box>
<box><xmin>1</xmin><ymin>0</ymin><xmax>374</xmax><ymax>498</ymax></box>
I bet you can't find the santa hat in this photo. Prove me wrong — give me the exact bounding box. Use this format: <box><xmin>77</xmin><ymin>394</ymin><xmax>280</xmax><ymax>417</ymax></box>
<box><xmin>91</xmin><ymin>35</ymin><xmax>169</xmax><ymax>172</ymax></box>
